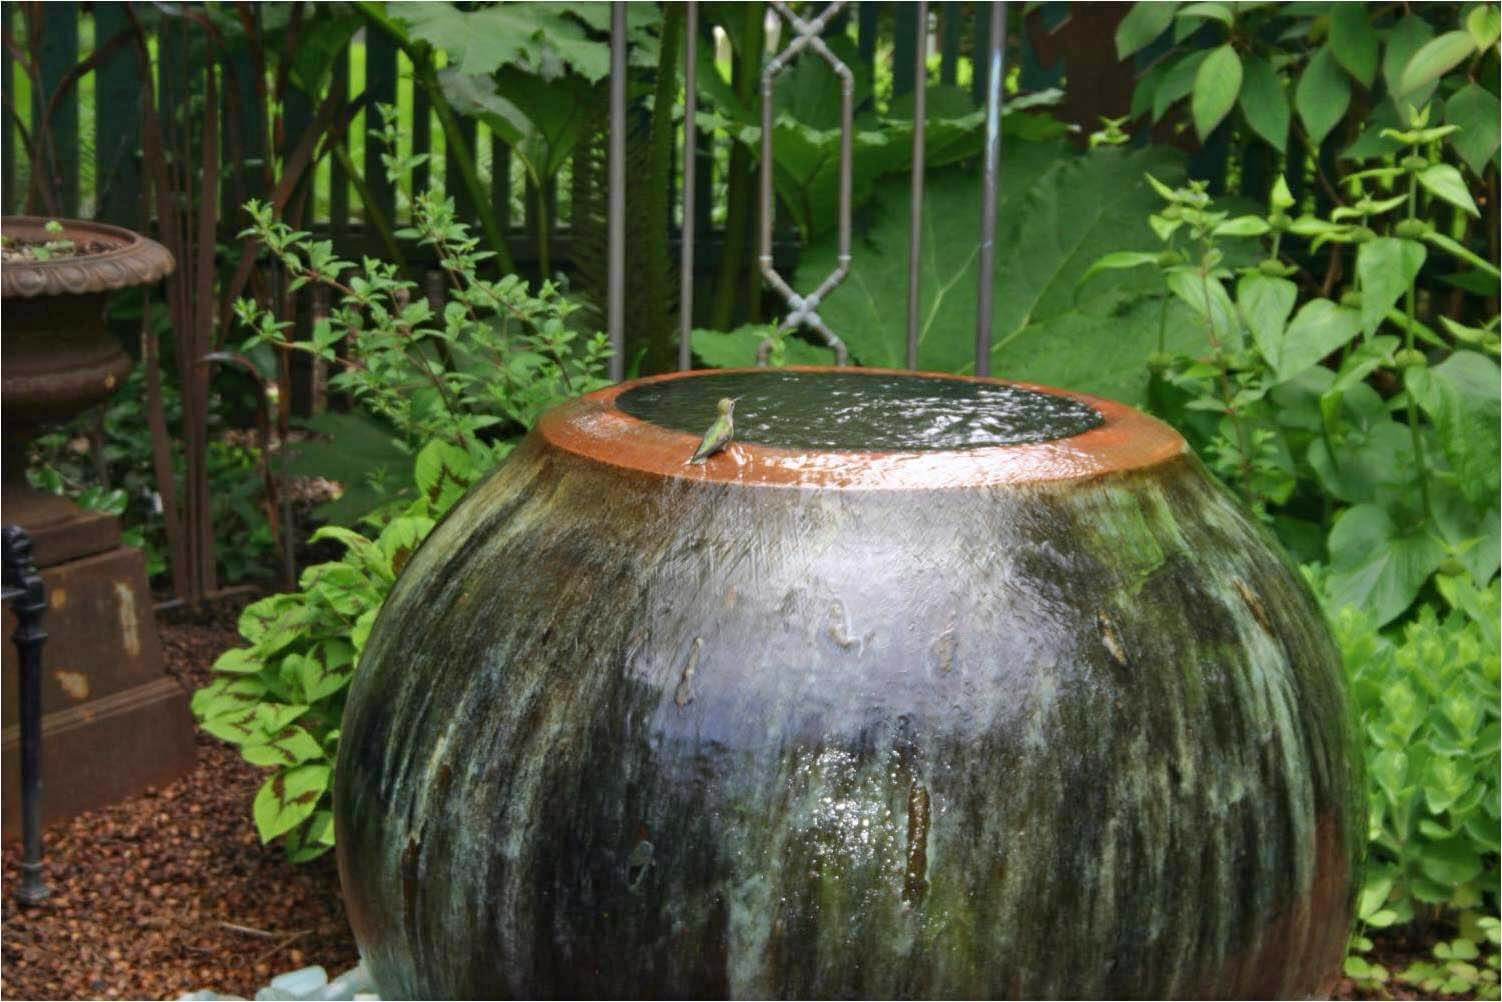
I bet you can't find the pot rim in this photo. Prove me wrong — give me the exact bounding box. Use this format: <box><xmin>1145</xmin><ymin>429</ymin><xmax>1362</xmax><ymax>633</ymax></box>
<box><xmin>538</xmin><ymin>366</ymin><xmax>1188</xmax><ymax>490</ymax></box>
<box><xmin>1</xmin><ymin>215</ymin><xmax>175</xmax><ymax>299</ymax></box>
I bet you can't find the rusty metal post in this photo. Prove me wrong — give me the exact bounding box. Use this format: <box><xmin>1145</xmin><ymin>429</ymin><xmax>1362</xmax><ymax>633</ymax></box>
<box><xmin>975</xmin><ymin>0</ymin><xmax>1007</xmax><ymax>376</ymax></box>
<box><xmin>3</xmin><ymin>525</ymin><xmax>49</xmax><ymax>906</ymax></box>
<box><xmin>608</xmin><ymin>1</ymin><xmax>627</xmax><ymax>381</ymax></box>
<box><xmin>907</xmin><ymin>0</ymin><xmax>929</xmax><ymax>370</ymax></box>
<box><xmin>679</xmin><ymin>1</ymin><xmax>699</xmax><ymax>372</ymax></box>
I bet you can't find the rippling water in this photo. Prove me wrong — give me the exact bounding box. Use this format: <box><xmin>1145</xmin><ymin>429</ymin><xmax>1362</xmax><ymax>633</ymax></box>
<box><xmin>615</xmin><ymin>370</ymin><xmax>1103</xmax><ymax>451</ymax></box>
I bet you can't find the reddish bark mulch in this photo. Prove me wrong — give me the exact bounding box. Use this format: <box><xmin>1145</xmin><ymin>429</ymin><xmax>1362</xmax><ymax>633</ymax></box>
<box><xmin>1</xmin><ymin>599</ymin><xmax>359</xmax><ymax>1002</ymax></box>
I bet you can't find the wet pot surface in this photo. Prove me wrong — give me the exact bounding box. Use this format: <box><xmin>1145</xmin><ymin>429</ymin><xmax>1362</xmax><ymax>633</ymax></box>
<box><xmin>337</xmin><ymin>368</ymin><xmax>1362</xmax><ymax>1000</ymax></box>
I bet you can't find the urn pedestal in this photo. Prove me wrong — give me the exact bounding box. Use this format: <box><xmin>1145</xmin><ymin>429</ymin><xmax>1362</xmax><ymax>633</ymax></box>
<box><xmin>337</xmin><ymin>369</ymin><xmax>1363</xmax><ymax>999</ymax></box>
<box><xmin>1</xmin><ymin>216</ymin><xmax>195</xmax><ymax>833</ymax></box>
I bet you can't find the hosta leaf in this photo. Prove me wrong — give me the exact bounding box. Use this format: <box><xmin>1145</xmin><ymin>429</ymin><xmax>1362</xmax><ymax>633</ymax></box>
<box><xmin>1326</xmin><ymin>503</ymin><xmax>1447</xmax><ymax>626</ymax></box>
<box><xmin>1296</xmin><ymin>48</ymin><xmax>1352</xmax><ymax>146</ymax></box>
<box><xmin>1238</xmin><ymin>55</ymin><xmax>1290</xmax><ymax>152</ymax></box>
<box><xmin>1192</xmin><ymin>44</ymin><xmax>1243</xmax><ymax>139</ymax></box>
<box><xmin>1356</xmin><ymin>238</ymin><xmax>1426</xmax><ymax>336</ymax></box>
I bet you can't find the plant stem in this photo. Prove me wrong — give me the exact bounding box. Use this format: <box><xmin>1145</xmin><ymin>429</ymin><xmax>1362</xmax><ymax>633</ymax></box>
<box><xmin>1402</xmin><ymin>170</ymin><xmax>1434</xmax><ymax>521</ymax></box>
<box><xmin>1199</xmin><ymin>261</ymin><xmax>1256</xmax><ymax>505</ymax></box>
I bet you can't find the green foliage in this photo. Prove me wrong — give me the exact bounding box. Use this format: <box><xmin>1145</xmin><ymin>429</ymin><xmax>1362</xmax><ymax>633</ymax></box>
<box><xmin>1088</xmin><ymin>124</ymin><xmax>1498</xmax><ymax>627</ymax></box>
<box><xmin>236</xmin><ymin>107</ymin><xmax>611</xmax><ymax>521</ymax></box>
<box><xmin>193</xmin><ymin>440</ymin><xmax>480</xmax><ymax>861</ymax></box>
<box><xmin>26</xmin><ymin>361</ymin><xmax>274</xmax><ymax>585</ymax></box>
<box><xmin>204</xmin><ymin>130</ymin><xmax>612</xmax><ymax>858</ymax></box>
<box><xmin>740</xmin><ymin>143</ymin><xmax>1205</xmax><ymax>406</ymax></box>
<box><xmin>1332</xmin><ymin>576</ymin><xmax>1501</xmax><ymax>996</ymax></box>
<box><xmin>1122</xmin><ymin>3</ymin><xmax>1499</xmax><ymax>170</ymax></box>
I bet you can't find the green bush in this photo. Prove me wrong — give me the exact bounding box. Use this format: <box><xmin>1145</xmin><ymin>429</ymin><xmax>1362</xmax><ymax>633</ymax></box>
<box><xmin>193</xmin><ymin>125</ymin><xmax>611</xmax><ymax>857</ymax></box>
<box><xmin>1333</xmin><ymin>574</ymin><xmax>1500</xmax><ymax>996</ymax></box>
<box><xmin>191</xmin><ymin>440</ymin><xmax>480</xmax><ymax>860</ymax></box>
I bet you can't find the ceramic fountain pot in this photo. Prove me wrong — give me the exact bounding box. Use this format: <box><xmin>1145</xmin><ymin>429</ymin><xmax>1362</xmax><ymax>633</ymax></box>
<box><xmin>336</xmin><ymin>368</ymin><xmax>1362</xmax><ymax>1000</ymax></box>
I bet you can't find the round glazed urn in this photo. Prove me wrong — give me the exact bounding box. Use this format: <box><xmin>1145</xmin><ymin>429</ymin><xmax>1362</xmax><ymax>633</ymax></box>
<box><xmin>1</xmin><ymin>216</ymin><xmax>174</xmax><ymax>531</ymax></box>
<box><xmin>336</xmin><ymin>368</ymin><xmax>1362</xmax><ymax>1000</ymax></box>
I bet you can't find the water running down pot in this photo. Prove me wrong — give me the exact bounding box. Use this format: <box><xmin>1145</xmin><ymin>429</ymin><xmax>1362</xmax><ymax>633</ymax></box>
<box><xmin>337</xmin><ymin>367</ymin><xmax>1361</xmax><ymax>999</ymax></box>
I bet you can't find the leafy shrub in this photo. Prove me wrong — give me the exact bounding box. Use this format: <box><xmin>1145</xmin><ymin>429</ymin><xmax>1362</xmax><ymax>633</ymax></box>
<box><xmin>191</xmin><ymin>440</ymin><xmax>480</xmax><ymax>859</ymax></box>
<box><xmin>195</xmin><ymin>140</ymin><xmax>611</xmax><ymax>858</ymax></box>
<box><xmin>1086</xmin><ymin>114</ymin><xmax>1498</xmax><ymax>627</ymax></box>
<box><xmin>1332</xmin><ymin>574</ymin><xmax>1500</xmax><ymax>996</ymax></box>
<box><xmin>1116</xmin><ymin>1</ymin><xmax>1499</xmax><ymax>166</ymax></box>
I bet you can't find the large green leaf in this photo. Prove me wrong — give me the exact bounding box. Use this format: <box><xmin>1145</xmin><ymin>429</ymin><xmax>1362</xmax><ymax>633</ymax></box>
<box><xmin>1238</xmin><ymin>55</ymin><xmax>1290</xmax><ymax>152</ymax></box>
<box><xmin>1398</xmin><ymin>31</ymin><xmax>1479</xmax><ymax>102</ymax></box>
<box><xmin>390</xmin><ymin>2</ymin><xmax>600</xmax><ymax>79</ymax></box>
<box><xmin>1116</xmin><ymin>2</ymin><xmax>1178</xmax><ymax>59</ymax></box>
<box><xmin>790</xmin><ymin>146</ymin><xmax>1190</xmax><ymax>403</ymax></box>
<box><xmin>1237</xmin><ymin>273</ymin><xmax>1298</xmax><ymax>363</ymax></box>
<box><xmin>1329</xmin><ymin>4</ymin><xmax>1379</xmax><ymax>87</ymax></box>
<box><xmin>1408</xmin><ymin>351</ymin><xmax>1502</xmax><ymax>509</ymax></box>
<box><xmin>1418</xmin><ymin>163</ymin><xmax>1481</xmax><ymax>217</ymax></box>
<box><xmin>1356</xmin><ymin>238</ymin><xmax>1426</xmax><ymax>336</ymax></box>
<box><xmin>1191</xmin><ymin>44</ymin><xmax>1243</xmax><ymax>140</ymax></box>
<box><xmin>1326</xmin><ymin>503</ymin><xmax>1447</xmax><ymax>626</ymax></box>
<box><xmin>990</xmin><ymin>296</ymin><xmax>1207</xmax><ymax>405</ymax></box>
<box><xmin>1446</xmin><ymin>82</ymin><xmax>1502</xmax><ymax>174</ymax></box>
<box><xmin>441</xmin><ymin>67</ymin><xmax>599</xmax><ymax>185</ymax></box>
<box><xmin>1296</xmin><ymin>47</ymin><xmax>1352</xmax><ymax>146</ymax></box>
<box><xmin>1383</xmin><ymin>15</ymin><xmax>1437</xmax><ymax>122</ymax></box>
<box><xmin>1263</xmin><ymin>299</ymin><xmax>1362</xmax><ymax>380</ymax></box>
<box><xmin>1155</xmin><ymin>51</ymin><xmax>1210</xmax><ymax>122</ymax></box>
<box><xmin>253</xmin><ymin>764</ymin><xmax>332</xmax><ymax>843</ymax></box>
<box><xmin>690</xmin><ymin>325</ymin><xmax>837</xmax><ymax>368</ymax></box>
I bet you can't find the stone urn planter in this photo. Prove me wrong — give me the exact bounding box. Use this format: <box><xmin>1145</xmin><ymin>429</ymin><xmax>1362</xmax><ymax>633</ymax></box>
<box><xmin>1</xmin><ymin>215</ymin><xmax>195</xmax><ymax>832</ymax></box>
<box><xmin>337</xmin><ymin>368</ymin><xmax>1363</xmax><ymax>999</ymax></box>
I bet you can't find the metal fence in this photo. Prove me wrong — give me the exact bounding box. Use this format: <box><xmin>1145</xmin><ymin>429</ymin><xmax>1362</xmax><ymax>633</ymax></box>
<box><xmin>8</xmin><ymin>2</ymin><xmax>1307</xmax><ymax>383</ymax></box>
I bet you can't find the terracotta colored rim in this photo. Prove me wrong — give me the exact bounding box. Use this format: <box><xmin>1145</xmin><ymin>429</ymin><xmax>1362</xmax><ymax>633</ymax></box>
<box><xmin>2</xmin><ymin>216</ymin><xmax>175</xmax><ymax>299</ymax></box>
<box><xmin>538</xmin><ymin>367</ymin><xmax>1187</xmax><ymax>490</ymax></box>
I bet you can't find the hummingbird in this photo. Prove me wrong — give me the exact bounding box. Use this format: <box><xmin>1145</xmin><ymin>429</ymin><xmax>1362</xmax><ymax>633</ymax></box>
<box><xmin>687</xmin><ymin>397</ymin><xmax>739</xmax><ymax>464</ymax></box>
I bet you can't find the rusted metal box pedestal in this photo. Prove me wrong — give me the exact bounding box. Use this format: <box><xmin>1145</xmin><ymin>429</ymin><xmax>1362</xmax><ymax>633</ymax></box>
<box><xmin>1</xmin><ymin>513</ymin><xmax>195</xmax><ymax>835</ymax></box>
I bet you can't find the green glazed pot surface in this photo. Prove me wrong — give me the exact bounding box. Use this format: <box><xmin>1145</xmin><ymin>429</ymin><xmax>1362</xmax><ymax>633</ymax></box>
<box><xmin>336</xmin><ymin>369</ymin><xmax>1362</xmax><ymax>999</ymax></box>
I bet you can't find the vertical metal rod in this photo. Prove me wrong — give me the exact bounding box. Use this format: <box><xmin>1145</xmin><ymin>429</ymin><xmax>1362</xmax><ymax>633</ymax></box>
<box><xmin>4</xmin><ymin>526</ymin><xmax>49</xmax><ymax>906</ymax></box>
<box><xmin>974</xmin><ymin>0</ymin><xmax>1007</xmax><ymax>376</ymax></box>
<box><xmin>607</xmin><ymin>1</ymin><xmax>628</xmax><ymax>382</ymax></box>
<box><xmin>906</xmin><ymin>0</ymin><xmax>929</xmax><ymax>370</ymax></box>
<box><xmin>679</xmin><ymin>2</ymin><xmax>699</xmax><ymax>372</ymax></box>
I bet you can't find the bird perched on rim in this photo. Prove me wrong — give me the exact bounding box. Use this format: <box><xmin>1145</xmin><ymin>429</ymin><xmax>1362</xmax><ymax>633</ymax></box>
<box><xmin>687</xmin><ymin>397</ymin><xmax>740</xmax><ymax>464</ymax></box>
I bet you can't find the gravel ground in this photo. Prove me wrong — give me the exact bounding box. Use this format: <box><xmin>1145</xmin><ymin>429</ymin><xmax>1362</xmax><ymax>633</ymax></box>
<box><xmin>1</xmin><ymin>600</ymin><xmax>359</xmax><ymax>1001</ymax></box>
<box><xmin>0</xmin><ymin>598</ymin><xmax>1472</xmax><ymax>1001</ymax></box>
